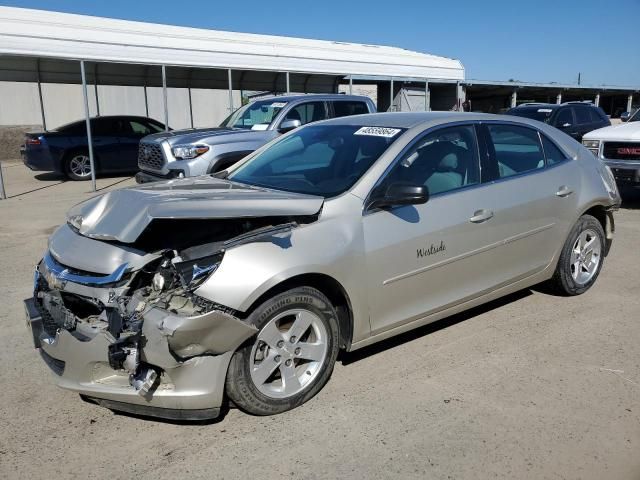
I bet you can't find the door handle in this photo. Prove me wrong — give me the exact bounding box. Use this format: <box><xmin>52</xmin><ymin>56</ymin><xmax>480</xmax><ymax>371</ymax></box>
<box><xmin>556</xmin><ymin>185</ymin><xmax>573</xmax><ymax>198</ymax></box>
<box><xmin>469</xmin><ymin>209</ymin><xmax>494</xmax><ymax>223</ymax></box>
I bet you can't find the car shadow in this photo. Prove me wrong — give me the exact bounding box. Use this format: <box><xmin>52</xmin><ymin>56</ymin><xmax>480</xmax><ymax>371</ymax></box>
<box><xmin>339</xmin><ymin>289</ymin><xmax>532</xmax><ymax>366</ymax></box>
<box><xmin>34</xmin><ymin>172</ymin><xmax>67</xmax><ymax>181</ymax></box>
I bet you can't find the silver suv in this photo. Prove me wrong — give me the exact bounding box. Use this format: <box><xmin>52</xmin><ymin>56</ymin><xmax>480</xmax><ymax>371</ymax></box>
<box><xmin>135</xmin><ymin>94</ymin><xmax>376</xmax><ymax>182</ymax></box>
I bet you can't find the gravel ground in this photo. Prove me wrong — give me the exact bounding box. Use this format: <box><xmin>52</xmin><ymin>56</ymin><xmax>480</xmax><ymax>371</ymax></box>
<box><xmin>0</xmin><ymin>164</ymin><xmax>639</xmax><ymax>480</ymax></box>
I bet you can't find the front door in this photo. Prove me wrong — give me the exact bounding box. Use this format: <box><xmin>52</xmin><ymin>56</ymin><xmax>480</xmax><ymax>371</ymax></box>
<box><xmin>363</xmin><ymin>124</ymin><xmax>505</xmax><ymax>334</ymax></box>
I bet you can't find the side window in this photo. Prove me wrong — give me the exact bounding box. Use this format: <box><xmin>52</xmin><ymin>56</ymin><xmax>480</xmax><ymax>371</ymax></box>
<box><xmin>589</xmin><ymin>108</ymin><xmax>604</xmax><ymax>123</ymax></box>
<box><xmin>91</xmin><ymin>118</ymin><xmax>114</xmax><ymax>136</ymax></box>
<box><xmin>574</xmin><ymin>106</ymin><xmax>591</xmax><ymax>124</ymax></box>
<box><xmin>283</xmin><ymin>102</ymin><xmax>328</xmax><ymax>126</ymax></box>
<box><xmin>382</xmin><ymin>125</ymin><xmax>480</xmax><ymax>196</ymax></box>
<box><xmin>487</xmin><ymin>124</ymin><xmax>545</xmax><ymax>178</ymax></box>
<box><xmin>554</xmin><ymin>108</ymin><xmax>573</xmax><ymax>127</ymax></box>
<box><xmin>332</xmin><ymin>101</ymin><xmax>369</xmax><ymax>118</ymax></box>
<box><xmin>129</xmin><ymin>120</ymin><xmax>152</xmax><ymax>135</ymax></box>
<box><xmin>541</xmin><ymin>134</ymin><xmax>568</xmax><ymax>166</ymax></box>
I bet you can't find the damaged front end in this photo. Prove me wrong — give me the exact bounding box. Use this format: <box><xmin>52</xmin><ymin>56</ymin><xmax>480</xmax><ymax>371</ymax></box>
<box><xmin>24</xmin><ymin>177</ymin><xmax>323</xmax><ymax>420</ymax></box>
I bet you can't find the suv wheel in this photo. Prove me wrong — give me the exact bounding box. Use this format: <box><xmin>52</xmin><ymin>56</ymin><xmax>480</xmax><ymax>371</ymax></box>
<box><xmin>225</xmin><ymin>287</ymin><xmax>340</xmax><ymax>416</ymax></box>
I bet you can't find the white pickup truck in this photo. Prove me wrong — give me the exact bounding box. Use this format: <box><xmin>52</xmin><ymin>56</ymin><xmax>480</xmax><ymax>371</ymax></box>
<box><xmin>583</xmin><ymin>109</ymin><xmax>640</xmax><ymax>187</ymax></box>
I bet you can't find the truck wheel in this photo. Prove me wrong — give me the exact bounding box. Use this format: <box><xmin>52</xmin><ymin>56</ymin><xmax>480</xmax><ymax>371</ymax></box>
<box><xmin>64</xmin><ymin>151</ymin><xmax>94</xmax><ymax>181</ymax></box>
<box><xmin>225</xmin><ymin>287</ymin><xmax>340</xmax><ymax>416</ymax></box>
<box><xmin>547</xmin><ymin>214</ymin><xmax>606</xmax><ymax>296</ymax></box>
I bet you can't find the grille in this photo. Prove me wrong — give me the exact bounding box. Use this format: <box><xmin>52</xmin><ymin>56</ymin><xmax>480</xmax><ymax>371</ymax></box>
<box><xmin>602</xmin><ymin>142</ymin><xmax>640</xmax><ymax>161</ymax></box>
<box><xmin>138</xmin><ymin>142</ymin><xmax>166</xmax><ymax>171</ymax></box>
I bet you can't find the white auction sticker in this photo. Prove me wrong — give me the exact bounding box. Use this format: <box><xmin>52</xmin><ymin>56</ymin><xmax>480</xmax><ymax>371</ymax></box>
<box><xmin>354</xmin><ymin>126</ymin><xmax>401</xmax><ymax>137</ymax></box>
<box><xmin>270</xmin><ymin>102</ymin><xmax>287</xmax><ymax>108</ymax></box>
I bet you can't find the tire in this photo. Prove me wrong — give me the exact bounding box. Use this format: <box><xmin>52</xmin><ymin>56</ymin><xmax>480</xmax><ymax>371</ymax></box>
<box><xmin>64</xmin><ymin>151</ymin><xmax>94</xmax><ymax>181</ymax></box>
<box><xmin>547</xmin><ymin>214</ymin><xmax>606</xmax><ymax>296</ymax></box>
<box><xmin>226</xmin><ymin>287</ymin><xmax>340</xmax><ymax>416</ymax></box>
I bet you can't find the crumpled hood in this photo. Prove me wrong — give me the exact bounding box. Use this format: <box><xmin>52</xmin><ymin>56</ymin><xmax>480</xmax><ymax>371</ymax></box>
<box><xmin>144</xmin><ymin>127</ymin><xmax>272</xmax><ymax>146</ymax></box>
<box><xmin>584</xmin><ymin>122</ymin><xmax>640</xmax><ymax>142</ymax></box>
<box><xmin>68</xmin><ymin>176</ymin><xmax>324</xmax><ymax>243</ymax></box>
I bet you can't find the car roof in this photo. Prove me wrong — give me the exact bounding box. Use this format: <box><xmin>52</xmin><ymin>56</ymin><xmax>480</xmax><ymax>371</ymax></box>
<box><xmin>318</xmin><ymin>111</ymin><xmax>551</xmax><ymax>130</ymax></box>
<box><xmin>248</xmin><ymin>94</ymin><xmax>371</xmax><ymax>103</ymax></box>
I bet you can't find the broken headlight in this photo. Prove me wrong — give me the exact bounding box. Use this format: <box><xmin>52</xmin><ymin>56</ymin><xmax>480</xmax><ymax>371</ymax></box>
<box><xmin>171</xmin><ymin>253</ymin><xmax>222</xmax><ymax>290</ymax></box>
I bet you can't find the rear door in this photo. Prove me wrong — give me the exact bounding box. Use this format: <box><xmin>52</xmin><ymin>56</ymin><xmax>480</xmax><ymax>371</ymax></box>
<box><xmin>476</xmin><ymin>122</ymin><xmax>578</xmax><ymax>285</ymax></box>
<box><xmin>573</xmin><ymin>105</ymin><xmax>594</xmax><ymax>141</ymax></box>
<box><xmin>90</xmin><ymin>117</ymin><xmax>124</xmax><ymax>171</ymax></box>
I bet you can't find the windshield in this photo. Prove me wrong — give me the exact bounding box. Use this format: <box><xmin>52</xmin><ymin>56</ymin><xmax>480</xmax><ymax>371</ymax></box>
<box><xmin>507</xmin><ymin>107</ymin><xmax>553</xmax><ymax>123</ymax></box>
<box><xmin>220</xmin><ymin>99</ymin><xmax>288</xmax><ymax>130</ymax></box>
<box><xmin>629</xmin><ymin>109</ymin><xmax>640</xmax><ymax>122</ymax></box>
<box><xmin>228</xmin><ymin>124</ymin><xmax>405</xmax><ymax>197</ymax></box>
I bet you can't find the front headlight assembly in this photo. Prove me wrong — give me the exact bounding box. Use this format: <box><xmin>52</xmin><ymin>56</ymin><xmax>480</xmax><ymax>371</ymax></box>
<box><xmin>172</xmin><ymin>144</ymin><xmax>210</xmax><ymax>160</ymax></box>
<box><xmin>582</xmin><ymin>139</ymin><xmax>600</xmax><ymax>156</ymax></box>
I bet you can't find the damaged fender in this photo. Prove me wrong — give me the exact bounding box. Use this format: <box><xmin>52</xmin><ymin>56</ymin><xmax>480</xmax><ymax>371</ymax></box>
<box><xmin>142</xmin><ymin>307</ymin><xmax>258</xmax><ymax>367</ymax></box>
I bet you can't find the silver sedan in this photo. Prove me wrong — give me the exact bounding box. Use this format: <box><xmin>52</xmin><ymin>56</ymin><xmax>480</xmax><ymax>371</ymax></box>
<box><xmin>25</xmin><ymin>112</ymin><xmax>621</xmax><ymax>420</ymax></box>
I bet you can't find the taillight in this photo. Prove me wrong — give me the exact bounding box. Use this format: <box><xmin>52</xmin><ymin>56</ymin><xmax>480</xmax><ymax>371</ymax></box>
<box><xmin>26</xmin><ymin>137</ymin><xmax>41</xmax><ymax>145</ymax></box>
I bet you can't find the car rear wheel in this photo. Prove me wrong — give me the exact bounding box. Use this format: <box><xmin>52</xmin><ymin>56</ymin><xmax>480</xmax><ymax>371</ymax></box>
<box><xmin>225</xmin><ymin>287</ymin><xmax>340</xmax><ymax>416</ymax></box>
<box><xmin>548</xmin><ymin>214</ymin><xmax>605</xmax><ymax>295</ymax></box>
<box><xmin>64</xmin><ymin>151</ymin><xmax>93</xmax><ymax>181</ymax></box>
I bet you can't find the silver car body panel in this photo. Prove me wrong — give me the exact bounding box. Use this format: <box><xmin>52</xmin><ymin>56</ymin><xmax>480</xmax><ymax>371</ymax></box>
<box><xmin>66</xmin><ymin>176</ymin><xmax>324</xmax><ymax>243</ymax></box>
<box><xmin>27</xmin><ymin>112</ymin><xmax>620</xmax><ymax>419</ymax></box>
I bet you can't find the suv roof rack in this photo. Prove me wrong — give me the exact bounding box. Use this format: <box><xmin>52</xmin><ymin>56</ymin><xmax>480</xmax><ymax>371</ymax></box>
<box><xmin>563</xmin><ymin>100</ymin><xmax>594</xmax><ymax>105</ymax></box>
<box><xmin>516</xmin><ymin>102</ymin><xmax>548</xmax><ymax>107</ymax></box>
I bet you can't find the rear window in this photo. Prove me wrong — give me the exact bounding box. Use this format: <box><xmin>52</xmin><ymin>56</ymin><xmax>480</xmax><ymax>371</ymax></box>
<box><xmin>56</xmin><ymin>121</ymin><xmax>86</xmax><ymax>134</ymax></box>
<box><xmin>487</xmin><ymin>124</ymin><xmax>545</xmax><ymax>178</ymax></box>
<box><xmin>507</xmin><ymin>107</ymin><xmax>553</xmax><ymax>122</ymax></box>
<box><xmin>332</xmin><ymin>101</ymin><xmax>369</xmax><ymax>118</ymax></box>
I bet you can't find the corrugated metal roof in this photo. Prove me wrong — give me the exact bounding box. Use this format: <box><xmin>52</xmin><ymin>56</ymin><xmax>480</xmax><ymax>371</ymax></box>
<box><xmin>0</xmin><ymin>7</ymin><xmax>464</xmax><ymax>80</ymax></box>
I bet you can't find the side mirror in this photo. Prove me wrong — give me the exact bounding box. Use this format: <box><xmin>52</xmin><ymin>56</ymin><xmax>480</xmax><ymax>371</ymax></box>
<box><xmin>369</xmin><ymin>182</ymin><xmax>429</xmax><ymax>210</ymax></box>
<box><xmin>620</xmin><ymin>111</ymin><xmax>630</xmax><ymax>122</ymax></box>
<box><xmin>278</xmin><ymin>119</ymin><xmax>302</xmax><ymax>133</ymax></box>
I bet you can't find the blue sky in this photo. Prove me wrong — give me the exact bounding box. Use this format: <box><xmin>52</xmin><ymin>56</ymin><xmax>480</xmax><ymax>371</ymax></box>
<box><xmin>2</xmin><ymin>0</ymin><xmax>639</xmax><ymax>86</ymax></box>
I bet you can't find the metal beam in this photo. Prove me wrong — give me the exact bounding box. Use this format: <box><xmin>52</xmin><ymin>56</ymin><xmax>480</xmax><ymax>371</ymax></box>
<box><xmin>286</xmin><ymin>71</ymin><xmax>290</xmax><ymax>94</ymax></box>
<box><xmin>511</xmin><ymin>90</ymin><xmax>517</xmax><ymax>108</ymax></box>
<box><xmin>0</xmin><ymin>160</ymin><xmax>5</xmax><ymax>200</ymax></box>
<box><xmin>594</xmin><ymin>93</ymin><xmax>600</xmax><ymax>107</ymax></box>
<box><xmin>80</xmin><ymin>60</ymin><xmax>97</xmax><ymax>192</ymax></box>
<box><xmin>228</xmin><ymin>68</ymin><xmax>234</xmax><ymax>113</ymax></box>
<box><xmin>143</xmin><ymin>85</ymin><xmax>149</xmax><ymax>117</ymax></box>
<box><xmin>349</xmin><ymin>75</ymin><xmax>353</xmax><ymax>95</ymax></box>
<box><xmin>36</xmin><ymin>58</ymin><xmax>47</xmax><ymax>131</ymax></box>
<box><xmin>94</xmin><ymin>63</ymin><xmax>99</xmax><ymax>116</ymax></box>
<box><xmin>627</xmin><ymin>94</ymin><xmax>633</xmax><ymax>113</ymax></box>
<box><xmin>188</xmin><ymin>87</ymin><xmax>194</xmax><ymax>128</ymax></box>
<box><xmin>161</xmin><ymin>65</ymin><xmax>169</xmax><ymax>131</ymax></box>
<box><xmin>424</xmin><ymin>79</ymin><xmax>430</xmax><ymax>111</ymax></box>
<box><xmin>390</xmin><ymin>77</ymin><xmax>394</xmax><ymax>112</ymax></box>
<box><xmin>556</xmin><ymin>92</ymin><xmax>562</xmax><ymax>104</ymax></box>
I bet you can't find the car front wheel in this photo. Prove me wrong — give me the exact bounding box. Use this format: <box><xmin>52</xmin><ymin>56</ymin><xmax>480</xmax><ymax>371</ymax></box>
<box><xmin>225</xmin><ymin>286</ymin><xmax>340</xmax><ymax>416</ymax></box>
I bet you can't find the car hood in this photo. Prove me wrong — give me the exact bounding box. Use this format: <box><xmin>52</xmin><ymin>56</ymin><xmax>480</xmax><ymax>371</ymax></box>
<box><xmin>67</xmin><ymin>176</ymin><xmax>324</xmax><ymax>244</ymax></box>
<box><xmin>583</xmin><ymin>122</ymin><xmax>640</xmax><ymax>142</ymax></box>
<box><xmin>143</xmin><ymin>127</ymin><xmax>272</xmax><ymax>146</ymax></box>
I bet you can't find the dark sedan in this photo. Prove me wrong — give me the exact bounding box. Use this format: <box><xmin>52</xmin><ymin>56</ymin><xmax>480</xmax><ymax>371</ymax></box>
<box><xmin>21</xmin><ymin>116</ymin><xmax>166</xmax><ymax>180</ymax></box>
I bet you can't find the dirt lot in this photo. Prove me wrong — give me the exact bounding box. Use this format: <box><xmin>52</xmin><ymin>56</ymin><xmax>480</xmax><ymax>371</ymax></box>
<box><xmin>0</xmin><ymin>162</ymin><xmax>639</xmax><ymax>480</ymax></box>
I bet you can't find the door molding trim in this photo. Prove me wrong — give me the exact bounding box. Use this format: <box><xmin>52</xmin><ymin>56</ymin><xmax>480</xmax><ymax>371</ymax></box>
<box><xmin>383</xmin><ymin>222</ymin><xmax>555</xmax><ymax>286</ymax></box>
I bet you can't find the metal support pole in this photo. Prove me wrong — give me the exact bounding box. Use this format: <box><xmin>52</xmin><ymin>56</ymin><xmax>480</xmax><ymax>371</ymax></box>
<box><xmin>143</xmin><ymin>85</ymin><xmax>149</xmax><ymax>117</ymax></box>
<box><xmin>80</xmin><ymin>60</ymin><xmax>97</xmax><ymax>192</ymax></box>
<box><xmin>0</xmin><ymin>161</ymin><xmax>5</xmax><ymax>199</ymax></box>
<box><xmin>594</xmin><ymin>93</ymin><xmax>600</xmax><ymax>107</ymax></box>
<box><xmin>286</xmin><ymin>71</ymin><xmax>290</xmax><ymax>94</ymax></box>
<box><xmin>390</xmin><ymin>77</ymin><xmax>394</xmax><ymax>112</ymax></box>
<box><xmin>627</xmin><ymin>94</ymin><xmax>633</xmax><ymax>113</ymax></box>
<box><xmin>424</xmin><ymin>79</ymin><xmax>430</xmax><ymax>111</ymax></box>
<box><xmin>349</xmin><ymin>76</ymin><xmax>353</xmax><ymax>95</ymax></box>
<box><xmin>94</xmin><ymin>63</ymin><xmax>99</xmax><ymax>116</ymax></box>
<box><xmin>456</xmin><ymin>81</ymin><xmax>462</xmax><ymax>110</ymax></box>
<box><xmin>36</xmin><ymin>59</ymin><xmax>47</xmax><ymax>131</ymax></box>
<box><xmin>161</xmin><ymin>65</ymin><xmax>169</xmax><ymax>131</ymax></box>
<box><xmin>94</xmin><ymin>83</ymin><xmax>100</xmax><ymax>116</ymax></box>
<box><xmin>556</xmin><ymin>92</ymin><xmax>562</xmax><ymax>104</ymax></box>
<box><xmin>188</xmin><ymin>87</ymin><xmax>194</xmax><ymax>128</ymax></box>
<box><xmin>227</xmin><ymin>68</ymin><xmax>234</xmax><ymax>113</ymax></box>
<box><xmin>511</xmin><ymin>90</ymin><xmax>518</xmax><ymax>108</ymax></box>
